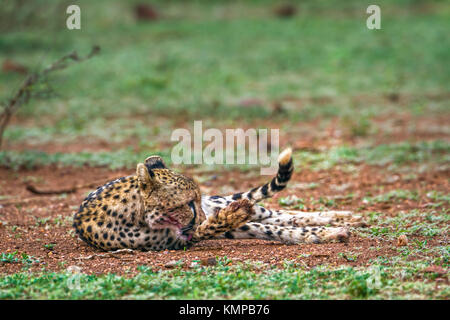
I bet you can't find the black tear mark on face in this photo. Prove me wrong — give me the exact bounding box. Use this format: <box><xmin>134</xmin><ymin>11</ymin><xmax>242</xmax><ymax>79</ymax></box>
<box><xmin>181</xmin><ymin>201</ymin><xmax>197</xmax><ymax>235</ymax></box>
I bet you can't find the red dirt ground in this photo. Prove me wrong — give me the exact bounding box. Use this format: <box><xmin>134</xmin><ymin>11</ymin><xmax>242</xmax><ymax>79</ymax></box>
<box><xmin>0</xmin><ymin>162</ymin><xmax>448</xmax><ymax>276</ymax></box>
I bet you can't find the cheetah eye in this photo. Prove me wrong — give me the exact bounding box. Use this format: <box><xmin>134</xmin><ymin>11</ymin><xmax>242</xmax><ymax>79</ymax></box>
<box><xmin>181</xmin><ymin>201</ymin><xmax>197</xmax><ymax>233</ymax></box>
<box><xmin>188</xmin><ymin>201</ymin><xmax>196</xmax><ymax>216</ymax></box>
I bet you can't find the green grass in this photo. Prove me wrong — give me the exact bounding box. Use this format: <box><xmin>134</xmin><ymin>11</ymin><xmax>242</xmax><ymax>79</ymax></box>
<box><xmin>357</xmin><ymin>208</ymin><xmax>449</xmax><ymax>240</ymax></box>
<box><xmin>1</xmin><ymin>140</ymin><xmax>447</xmax><ymax>170</ymax></box>
<box><xmin>0</xmin><ymin>258</ymin><xmax>448</xmax><ymax>299</ymax></box>
<box><xmin>295</xmin><ymin>140</ymin><xmax>450</xmax><ymax>170</ymax></box>
<box><xmin>0</xmin><ymin>251</ymin><xmax>40</xmax><ymax>267</ymax></box>
<box><xmin>1</xmin><ymin>0</ymin><xmax>449</xmax><ymax>139</ymax></box>
<box><xmin>0</xmin><ymin>148</ymin><xmax>171</xmax><ymax>170</ymax></box>
<box><xmin>363</xmin><ymin>189</ymin><xmax>420</xmax><ymax>203</ymax></box>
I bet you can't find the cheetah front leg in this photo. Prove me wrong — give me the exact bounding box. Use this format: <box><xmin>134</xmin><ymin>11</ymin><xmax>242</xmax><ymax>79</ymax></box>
<box><xmin>192</xmin><ymin>199</ymin><xmax>254</xmax><ymax>242</ymax></box>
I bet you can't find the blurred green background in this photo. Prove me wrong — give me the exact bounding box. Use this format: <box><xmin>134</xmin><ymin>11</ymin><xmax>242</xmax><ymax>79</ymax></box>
<box><xmin>0</xmin><ymin>0</ymin><xmax>449</xmax><ymax>168</ymax></box>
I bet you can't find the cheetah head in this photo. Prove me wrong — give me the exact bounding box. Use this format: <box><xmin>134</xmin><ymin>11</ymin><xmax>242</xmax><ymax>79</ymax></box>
<box><xmin>136</xmin><ymin>155</ymin><xmax>206</xmax><ymax>241</ymax></box>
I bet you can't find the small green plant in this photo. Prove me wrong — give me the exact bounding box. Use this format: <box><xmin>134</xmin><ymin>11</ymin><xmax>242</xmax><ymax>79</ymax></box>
<box><xmin>34</xmin><ymin>217</ymin><xmax>51</xmax><ymax>227</ymax></box>
<box><xmin>338</xmin><ymin>252</ymin><xmax>360</xmax><ymax>262</ymax></box>
<box><xmin>426</xmin><ymin>191</ymin><xmax>450</xmax><ymax>203</ymax></box>
<box><xmin>0</xmin><ymin>251</ymin><xmax>39</xmax><ymax>268</ymax></box>
<box><xmin>412</xmin><ymin>239</ymin><xmax>428</xmax><ymax>250</ymax></box>
<box><xmin>19</xmin><ymin>253</ymin><xmax>39</xmax><ymax>267</ymax></box>
<box><xmin>278</xmin><ymin>195</ymin><xmax>305</xmax><ymax>209</ymax></box>
<box><xmin>363</xmin><ymin>189</ymin><xmax>419</xmax><ymax>204</ymax></box>
<box><xmin>0</xmin><ymin>251</ymin><xmax>20</xmax><ymax>264</ymax></box>
<box><xmin>318</xmin><ymin>197</ymin><xmax>336</xmax><ymax>208</ymax></box>
<box><xmin>43</xmin><ymin>243</ymin><xmax>56</xmax><ymax>251</ymax></box>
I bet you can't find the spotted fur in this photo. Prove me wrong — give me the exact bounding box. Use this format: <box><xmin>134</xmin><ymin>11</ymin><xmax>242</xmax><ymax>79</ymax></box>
<box><xmin>73</xmin><ymin>148</ymin><xmax>365</xmax><ymax>251</ymax></box>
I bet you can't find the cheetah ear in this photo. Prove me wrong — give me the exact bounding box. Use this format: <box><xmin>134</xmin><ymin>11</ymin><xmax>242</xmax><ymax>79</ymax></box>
<box><xmin>136</xmin><ymin>163</ymin><xmax>159</xmax><ymax>190</ymax></box>
<box><xmin>144</xmin><ymin>155</ymin><xmax>167</xmax><ymax>170</ymax></box>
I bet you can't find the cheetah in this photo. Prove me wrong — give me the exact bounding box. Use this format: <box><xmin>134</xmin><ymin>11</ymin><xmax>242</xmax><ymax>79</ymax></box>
<box><xmin>73</xmin><ymin>148</ymin><xmax>365</xmax><ymax>251</ymax></box>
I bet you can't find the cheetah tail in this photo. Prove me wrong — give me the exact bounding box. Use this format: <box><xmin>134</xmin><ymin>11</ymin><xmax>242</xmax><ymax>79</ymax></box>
<box><xmin>226</xmin><ymin>148</ymin><xmax>293</xmax><ymax>203</ymax></box>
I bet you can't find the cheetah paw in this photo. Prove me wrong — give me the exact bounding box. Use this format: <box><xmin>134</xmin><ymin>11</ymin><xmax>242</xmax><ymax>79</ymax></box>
<box><xmin>319</xmin><ymin>211</ymin><xmax>367</xmax><ymax>228</ymax></box>
<box><xmin>323</xmin><ymin>227</ymin><xmax>351</xmax><ymax>243</ymax></box>
<box><xmin>217</xmin><ymin>199</ymin><xmax>254</xmax><ymax>229</ymax></box>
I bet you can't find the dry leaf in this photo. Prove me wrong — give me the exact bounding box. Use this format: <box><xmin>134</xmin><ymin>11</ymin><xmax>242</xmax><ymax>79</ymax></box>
<box><xmin>397</xmin><ymin>234</ymin><xmax>408</xmax><ymax>247</ymax></box>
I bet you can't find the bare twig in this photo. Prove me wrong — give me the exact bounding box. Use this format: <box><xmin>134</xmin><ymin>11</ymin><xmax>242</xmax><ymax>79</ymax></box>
<box><xmin>25</xmin><ymin>176</ymin><xmax>115</xmax><ymax>195</ymax></box>
<box><xmin>0</xmin><ymin>176</ymin><xmax>114</xmax><ymax>205</ymax></box>
<box><xmin>0</xmin><ymin>196</ymin><xmax>58</xmax><ymax>206</ymax></box>
<box><xmin>0</xmin><ymin>46</ymin><xmax>100</xmax><ymax>149</ymax></box>
<box><xmin>26</xmin><ymin>184</ymin><xmax>78</xmax><ymax>195</ymax></box>
<box><xmin>75</xmin><ymin>249</ymin><xmax>135</xmax><ymax>260</ymax></box>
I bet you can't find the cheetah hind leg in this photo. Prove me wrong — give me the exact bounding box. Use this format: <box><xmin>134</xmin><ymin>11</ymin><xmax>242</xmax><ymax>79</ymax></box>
<box><xmin>193</xmin><ymin>199</ymin><xmax>254</xmax><ymax>241</ymax></box>
<box><xmin>221</xmin><ymin>222</ymin><xmax>350</xmax><ymax>244</ymax></box>
<box><xmin>282</xmin><ymin>210</ymin><xmax>367</xmax><ymax>228</ymax></box>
